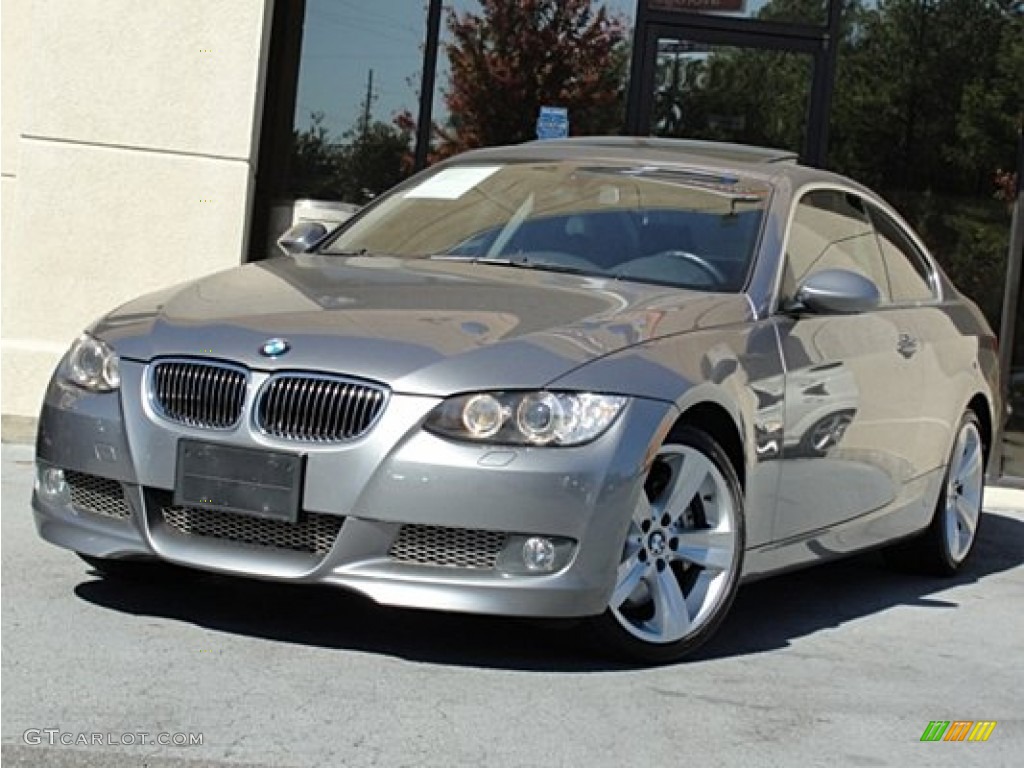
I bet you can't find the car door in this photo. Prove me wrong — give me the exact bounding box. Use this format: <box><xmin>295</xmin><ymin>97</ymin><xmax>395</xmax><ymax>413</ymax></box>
<box><xmin>771</xmin><ymin>188</ymin><xmax>929</xmax><ymax>542</ymax></box>
<box><xmin>865</xmin><ymin>200</ymin><xmax>954</xmax><ymax>475</ymax></box>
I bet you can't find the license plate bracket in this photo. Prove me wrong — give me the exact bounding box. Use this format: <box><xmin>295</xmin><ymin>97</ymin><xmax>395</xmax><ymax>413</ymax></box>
<box><xmin>174</xmin><ymin>440</ymin><xmax>303</xmax><ymax>523</ymax></box>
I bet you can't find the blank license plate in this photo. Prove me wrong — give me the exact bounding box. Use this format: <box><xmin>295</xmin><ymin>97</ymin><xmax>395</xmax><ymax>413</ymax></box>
<box><xmin>174</xmin><ymin>440</ymin><xmax>303</xmax><ymax>522</ymax></box>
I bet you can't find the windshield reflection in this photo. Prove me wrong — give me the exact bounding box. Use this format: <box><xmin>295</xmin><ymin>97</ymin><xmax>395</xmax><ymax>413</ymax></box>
<box><xmin>324</xmin><ymin>161</ymin><xmax>769</xmax><ymax>293</ymax></box>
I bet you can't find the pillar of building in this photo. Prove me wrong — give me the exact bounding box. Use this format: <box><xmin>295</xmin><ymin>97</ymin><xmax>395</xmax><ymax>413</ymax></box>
<box><xmin>1</xmin><ymin>0</ymin><xmax>275</xmax><ymax>419</ymax></box>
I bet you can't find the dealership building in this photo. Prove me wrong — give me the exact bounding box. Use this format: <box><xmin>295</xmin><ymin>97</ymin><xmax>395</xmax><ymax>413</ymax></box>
<box><xmin>1</xmin><ymin>0</ymin><xmax>1021</xmax><ymax>481</ymax></box>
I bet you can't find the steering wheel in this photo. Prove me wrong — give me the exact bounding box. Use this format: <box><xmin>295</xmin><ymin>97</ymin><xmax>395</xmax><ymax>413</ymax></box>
<box><xmin>649</xmin><ymin>250</ymin><xmax>726</xmax><ymax>285</ymax></box>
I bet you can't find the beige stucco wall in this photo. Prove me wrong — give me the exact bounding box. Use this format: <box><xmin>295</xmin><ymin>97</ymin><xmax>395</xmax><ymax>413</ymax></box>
<box><xmin>1</xmin><ymin>0</ymin><xmax>274</xmax><ymax>418</ymax></box>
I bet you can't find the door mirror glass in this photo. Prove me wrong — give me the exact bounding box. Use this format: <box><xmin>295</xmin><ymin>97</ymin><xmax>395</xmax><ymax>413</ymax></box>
<box><xmin>792</xmin><ymin>269</ymin><xmax>882</xmax><ymax>315</ymax></box>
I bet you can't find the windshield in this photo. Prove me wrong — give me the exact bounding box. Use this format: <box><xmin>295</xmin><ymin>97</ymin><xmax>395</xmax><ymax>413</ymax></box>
<box><xmin>323</xmin><ymin>161</ymin><xmax>770</xmax><ymax>292</ymax></box>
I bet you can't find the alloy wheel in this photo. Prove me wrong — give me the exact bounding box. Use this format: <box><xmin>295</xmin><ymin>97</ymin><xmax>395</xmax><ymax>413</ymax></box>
<box><xmin>609</xmin><ymin>444</ymin><xmax>739</xmax><ymax>645</ymax></box>
<box><xmin>944</xmin><ymin>420</ymin><xmax>984</xmax><ymax>563</ymax></box>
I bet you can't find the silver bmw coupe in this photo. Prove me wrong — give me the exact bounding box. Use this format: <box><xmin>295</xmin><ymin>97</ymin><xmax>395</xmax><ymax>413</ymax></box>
<box><xmin>32</xmin><ymin>138</ymin><xmax>1001</xmax><ymax>662</ymax></box>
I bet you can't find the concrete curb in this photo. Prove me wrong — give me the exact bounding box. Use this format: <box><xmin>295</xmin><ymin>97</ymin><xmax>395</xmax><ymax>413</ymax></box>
<box><xmin>986</xmin><ymin>486</ymin><xmax>1024</xmax><ymax>513</ymax></box>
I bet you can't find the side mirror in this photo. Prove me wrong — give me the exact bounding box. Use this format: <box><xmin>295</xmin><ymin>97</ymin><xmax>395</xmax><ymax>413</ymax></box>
<box><xmin>791</xmin><ymin>269</ymin><xmax>881</xmax><ymax>315</ymax></box>
<box><xmin>277</xmin><ymin>221</ymin><xmax>328</xmax><ymax>256</ymax></box>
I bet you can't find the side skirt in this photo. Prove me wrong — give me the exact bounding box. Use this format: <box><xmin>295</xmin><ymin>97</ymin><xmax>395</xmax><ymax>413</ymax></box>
<box><xmin>740</xmin><ymin>466</ymin><xmax>945</xmax><ymax>582</ymax></box>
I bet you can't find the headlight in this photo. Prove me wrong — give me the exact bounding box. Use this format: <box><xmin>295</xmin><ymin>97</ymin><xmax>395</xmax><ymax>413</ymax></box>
<box><xmin>425</xmin><ymin>391</ymin><xmax>628</xmax><ymax>446</ymax></box>
<box><xmin>66</xmin><ymin>333</ymin><xmax>120</xmax><ymax>391</ymax></box>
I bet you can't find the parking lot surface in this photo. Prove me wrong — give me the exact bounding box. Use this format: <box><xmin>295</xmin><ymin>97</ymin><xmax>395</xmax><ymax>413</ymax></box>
<box><xmin>2</xmin><ymin>442</ymin><xmax>1022</xmax><ymax>767</ymax></box>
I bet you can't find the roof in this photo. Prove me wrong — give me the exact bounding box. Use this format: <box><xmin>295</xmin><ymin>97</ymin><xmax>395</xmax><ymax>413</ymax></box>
<box><xmin>447</xmin><ymin>136</ymin><xmax>858</xmax><ymax>191</ymax></box>
<box><xmin>523</xmin><ymin>137</ymin><xmax>800</xmax><ymax>165</ymax></box>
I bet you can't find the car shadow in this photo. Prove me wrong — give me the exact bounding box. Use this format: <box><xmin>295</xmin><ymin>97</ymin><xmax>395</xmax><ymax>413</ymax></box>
<box><xmin>73</xmin><ymin>509</ymin><xmax>1024</xmax><ymax>672</ymax></box>
<box><xmin>696</xmin><ymin>508</ymin><xmax>1024</xmax><ymax>662</ymax></box>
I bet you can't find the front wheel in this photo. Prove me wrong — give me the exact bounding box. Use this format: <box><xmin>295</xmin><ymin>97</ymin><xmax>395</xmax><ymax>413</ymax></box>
<box><xmin>591</xmin><ymin>426</ymin><xmax>745</xmax><ymax>663</ymax></box>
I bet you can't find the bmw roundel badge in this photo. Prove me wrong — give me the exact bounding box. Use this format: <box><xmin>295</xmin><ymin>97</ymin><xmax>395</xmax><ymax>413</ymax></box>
<box><xmin>259</xmin><ymin>338</ymin><xmax>290</xmax><ymax>357</ymax></box>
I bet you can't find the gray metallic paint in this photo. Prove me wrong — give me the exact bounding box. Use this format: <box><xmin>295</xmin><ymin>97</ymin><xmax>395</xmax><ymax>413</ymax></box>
<box><xmin>32</xmin><ymin>143</ymin><xmax>1001</xmax><ymax>619</ymax></box>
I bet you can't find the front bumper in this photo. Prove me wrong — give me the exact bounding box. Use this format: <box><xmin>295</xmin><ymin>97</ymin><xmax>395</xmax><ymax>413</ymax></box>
<box><xmin>33</xmin><ymin>362</ymin><xmax>676</xmax><ymax>618</ymax></box>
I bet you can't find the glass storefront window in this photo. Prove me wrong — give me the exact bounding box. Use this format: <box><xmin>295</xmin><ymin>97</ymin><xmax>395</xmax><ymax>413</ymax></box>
<box><xmin>429</xmin><ymin>1</ymin><xmax>639</xmax><ymax>157</ymax></box>
<box><xmin>825</xmin><ymin>0</ymin><xmax>1015</xmax><ymax>337</ymax></box>
<box><xmin>646</xmin><ymin>0</ymin><xmax>829</xmax><ymax>27</ymax></box>
<box><xmin>1003</xmin><ymin>257</ymin><xmax>1024</xmax><ymax>479</ymax></box>
<box><xmin>288</xmin><ymin>0</ymin><xmax>427</xmax><ymax>204</ymax></box>
<box><xmin>649</xmin><ymin>38</ymin><xmax>812</xmax><ymax>154</ymax></box>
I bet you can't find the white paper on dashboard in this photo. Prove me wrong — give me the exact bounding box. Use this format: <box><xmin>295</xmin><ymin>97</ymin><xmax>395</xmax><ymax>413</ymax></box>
<box><xmin>404</xmin><ymin>165</ymin><xmax>502</xmax><ymax>200</ymax></box>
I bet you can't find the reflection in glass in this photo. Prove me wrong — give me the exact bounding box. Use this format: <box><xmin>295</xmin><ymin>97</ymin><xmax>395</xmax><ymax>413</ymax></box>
<box><xmin>429</xmin><ymin>0</ymin><xmax>638</xmax><ymax>157</ymax></box>
<box><xmin>288</xmin><ymin>0</ymin><xmax>426</xmax><ymax>204</ymax></box>
<box><xmin>650</xmin><ymin>39</ymin><xmax>812</xmax><ymax>155</ymax></box>
<box><xmin>326</xmin><ymin>161</ymin><xmax>770</xmax><ymax>293</ymax></box>
<box><xmin>1004</xmin><ymin>262</ymin><xmax>1024</xmax><ymax>479</ymax></box>
<box><xmin>823</xmin><ymin>0</ymin><xmax>1014</xmax><ymax>335</ymax></box>
<box><xmin>646</xmin><ymin>0</ymin><xmax>828</xmax><ymax>28</ymax></box>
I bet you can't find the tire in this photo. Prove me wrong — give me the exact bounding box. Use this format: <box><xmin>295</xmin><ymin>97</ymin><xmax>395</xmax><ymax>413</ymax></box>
<box><xmin>883</xmin><ymin>411</ymin><xmax>985</xmax><ymax>576</ymax></box>
<box><xmin>590</xmin><ymin>426</ymin><xmax>745</xmax><ymax>664</ymax></box>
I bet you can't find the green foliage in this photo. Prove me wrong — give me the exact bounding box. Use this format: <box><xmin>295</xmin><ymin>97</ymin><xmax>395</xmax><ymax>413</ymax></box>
<box><xmin>289</xmin><ymin>113</ymin><xmax>346</xmax><ymax>201</ymax></box>
<box><xmin>693</xmin><ymin>0</ymin><xmax>1022</xmax><ymax>329</ymax></box>
<box><xmin>825</xmin><ymin>0</ymin><xmax>1021</xmax><ymax>330</ymax></box>
<box><xmin>653</xmin><ymin>46</ymin><xmax>812</xmax><ymax>152</ymax></box>
<box><xmin>289</xmin><ymin>113</ymin><xmax>413</xmax><ymax>206</ymax></box>
<box><xmin>339</xmin><ymin>122</ymin><xmax>413</xmax><ymax>205</ymax></box>
<box><xmin>910</xmin><ymin>194</ymin><xmax>1010</xmax><ymax>326</ymax></box>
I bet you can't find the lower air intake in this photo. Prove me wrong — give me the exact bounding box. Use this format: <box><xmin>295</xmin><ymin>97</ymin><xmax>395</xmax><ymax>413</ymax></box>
<box><xmin>389</xmin><ymin>524</ymin><xmax>508</xmax><ymax>569</ymax></box>
<box><xmin>159</xmin><ymin>505</ymin><xmax>343</xmax><ymax>556</ymax></box>
<box><xmin>66</xmin><ymin>471</ymin><xmax>131</xmax><ymax>519</ymax></box>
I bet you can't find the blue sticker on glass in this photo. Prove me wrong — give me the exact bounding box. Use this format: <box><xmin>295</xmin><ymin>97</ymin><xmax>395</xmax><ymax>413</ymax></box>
<box><xmin>537</xmin><ymin>106</ymin><xmax>569</xmax><ymax>140</ymax></box>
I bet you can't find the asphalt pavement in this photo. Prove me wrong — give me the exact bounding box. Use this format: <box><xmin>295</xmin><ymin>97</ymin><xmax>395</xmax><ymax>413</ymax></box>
<box><xmin>2</xmin><ymin>442</ymin><xmax>1022</xmax><ymax>767</ymax></box>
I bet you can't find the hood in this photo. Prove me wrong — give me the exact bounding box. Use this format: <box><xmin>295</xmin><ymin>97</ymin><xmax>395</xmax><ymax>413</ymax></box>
<box><xmin>93</xmin><ymin>255</ymin><xmax>752</xmax><ymax>395</ymax></box>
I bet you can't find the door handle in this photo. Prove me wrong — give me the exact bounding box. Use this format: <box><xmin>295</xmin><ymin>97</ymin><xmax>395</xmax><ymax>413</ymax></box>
<box><xmin>897</xmin><ymin>333</ymin><xmax>919</xmax><ymax>358</ymax></box>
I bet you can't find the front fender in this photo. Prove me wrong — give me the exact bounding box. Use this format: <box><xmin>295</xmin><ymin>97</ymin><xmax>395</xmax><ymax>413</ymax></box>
<box><xmin>547</xmin><ymin>322</ymin><xmax>786</xmax><ymax>546</ymax></box>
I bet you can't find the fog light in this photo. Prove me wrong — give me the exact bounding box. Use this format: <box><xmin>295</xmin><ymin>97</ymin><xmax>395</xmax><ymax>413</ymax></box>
<box><xmin>38</xmin><ymin>466</ymin><xmax>69</xmax><ymax>502</ymax></box>
<box><xmin>522</xmin><ymin>536</ymin><xmax>556</xmax><ymax>571</ymax></box>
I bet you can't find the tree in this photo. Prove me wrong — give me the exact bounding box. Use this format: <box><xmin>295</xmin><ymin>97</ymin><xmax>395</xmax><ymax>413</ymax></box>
<box><xmin>437</xmin><ymin>0</ymin><xmax>629</xmax><ymax>156</ymax></box>
<box><xmin>951</xmin><ymin>12</ymin><xmax>1024</xmax><ymax>192</ymax></box>
<box><xmin>289</xmin><ymin>112</ymin><xmax>347</xmax><ymax>201</ymax></box>
<box><xmin>337</xmin><ymin>121</ymin><xmax>414</xmax><ymax>205</ymax></box>
<box><xmin>701</xmin><ymin>0</ymin><xmax>1021</xmax><ymax>330</ymax></box>
<box><xmin>290</xmin><ymin>72</ymin><xmax>415</xmax><ymax>206</ymax></box>
<box><xmin>652</xmin><ymin>44</ymin><xmax>811</xmax><ymax>153</ymax></box>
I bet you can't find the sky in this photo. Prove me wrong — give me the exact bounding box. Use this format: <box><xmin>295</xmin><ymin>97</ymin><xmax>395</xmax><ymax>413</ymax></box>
<box><xmin>293</xmin><ymin>0</ymin><xmax>794</xmax><ymax>140</ymax></box>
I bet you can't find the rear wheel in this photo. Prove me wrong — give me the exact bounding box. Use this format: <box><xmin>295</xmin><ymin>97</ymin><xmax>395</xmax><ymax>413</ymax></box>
<box><xmin>591</xmin><ymin>426</ymin><xmax>745</xmax><ymax>663</ymax></box>
<box><xmin>884</xmin><ymin>411</ymin><xmax>985</xmax><ymax>576</ymax></box>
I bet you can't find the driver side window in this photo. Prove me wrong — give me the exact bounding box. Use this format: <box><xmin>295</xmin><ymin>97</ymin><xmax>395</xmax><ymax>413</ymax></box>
<box><xmin>781</xmin><ymin>189</ymin><xmax>891</xmax><ymax>304</ymax></box>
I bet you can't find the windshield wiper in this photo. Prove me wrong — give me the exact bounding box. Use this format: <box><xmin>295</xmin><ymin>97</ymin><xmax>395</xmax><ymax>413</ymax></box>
<box><xmin>508</xmin><ymin>258</ymin><xmax>598</xmax><ymax>276</ymax></box>
<box><xmin>427</xmin><ymin>253</ymin><xmax>599</xmax><ymax>277</ymax></box>
<box><xmin>427</xmin><ymin>254</ymin><xmax>508</xmax><ymax>264</ymax></box>
<box><xmin>328</xmin><ymin>248</ymin><xmax>369</xmax><ymax>256</ymax></box>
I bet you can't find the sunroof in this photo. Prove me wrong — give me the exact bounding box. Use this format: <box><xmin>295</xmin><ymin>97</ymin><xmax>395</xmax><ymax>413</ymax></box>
<box><xmin>527</xmin><ymin>136</ymin><xmax>799</xmax><ymax>164</ymax></box>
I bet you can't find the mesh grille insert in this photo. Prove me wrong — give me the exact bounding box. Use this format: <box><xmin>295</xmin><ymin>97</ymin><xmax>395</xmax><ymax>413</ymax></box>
<box><xmin>389</xmin><ymin>524</ymin><xmax>507</xmax><ymax>569</ymax></box>
<box><xmin>151</xmin><ymin>360</ymin><xmax>247</xmax><ymax>429</ymax></box>
<box><xmin>159</xmin><ymin>505</ymin><xmax>342</xmax><ymax>556</ymax></box>
<box><xmin>66</xmin><ymin>471</ymin><xmax>131</xmax><ymax>519</ymax></box>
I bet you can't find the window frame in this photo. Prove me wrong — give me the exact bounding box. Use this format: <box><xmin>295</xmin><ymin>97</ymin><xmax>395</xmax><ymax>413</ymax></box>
<box><xmin>777</xmin><ymin>186</ymin><xmax>892</xmax><ymax>305</ymax></box>
<box><xmin>771</xmin><ymin>182</ymin><xmax>945</xmax><ymax>314</ymax></box>
<box><xmin>865</xmin><ymin>200</ymin><xmax>941</xmax><ymax>306</ymax></box>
